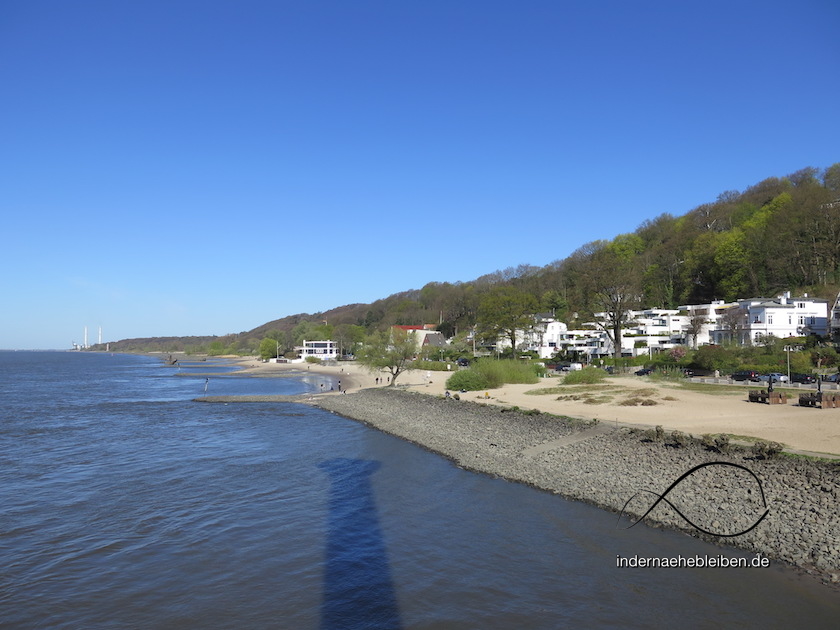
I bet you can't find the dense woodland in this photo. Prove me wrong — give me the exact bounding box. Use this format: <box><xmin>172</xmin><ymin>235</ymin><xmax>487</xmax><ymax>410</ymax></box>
<box><xmin>97</xmin><ymin>164</ymin><xmax>840</xmax><ymax>356</ymax></box>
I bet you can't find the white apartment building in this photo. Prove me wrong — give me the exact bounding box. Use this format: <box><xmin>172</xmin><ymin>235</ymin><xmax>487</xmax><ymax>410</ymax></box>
<box><xmin>298</xmin><ymin>339</ymin><xmax>339</xmax><ymax>361</ymax></box>
<box><xmin>531</xmin><ymin>320</ymin><xmax>607</xmax><ymax>359</ymax></box>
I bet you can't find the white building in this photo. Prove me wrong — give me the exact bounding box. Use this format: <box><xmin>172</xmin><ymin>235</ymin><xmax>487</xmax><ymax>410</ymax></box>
<box><xmin>708</xmin><ymin>292</ymin><xmax>829</xmax><ymax>344</ymax></box>
<box><xmin>487</xmin><ymin>290</ymin><xmax>830</xmax><ymax>361</ymax></box>
<box><xmin>298</xmin><ymin>340</ymin><xmax>339</xmax><ymax>361</ymax></box>
<box><xmin>679</xmin><ymin>300</ymin><xmax>731</xmax><ymax>347</ymax></box>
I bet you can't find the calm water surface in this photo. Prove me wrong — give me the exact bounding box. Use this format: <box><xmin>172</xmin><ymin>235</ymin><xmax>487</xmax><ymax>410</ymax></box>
<box><xmin>1</xmin><ymin>352</ymin><xmax>837</xmax><ymax>629</ymax></box>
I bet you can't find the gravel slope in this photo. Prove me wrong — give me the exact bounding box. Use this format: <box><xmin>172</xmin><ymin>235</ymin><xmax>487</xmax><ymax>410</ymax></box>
<box><xmin>313</xmin><ymin>388</ymin><xmax>840</xmax><ymax>586</ymax></box>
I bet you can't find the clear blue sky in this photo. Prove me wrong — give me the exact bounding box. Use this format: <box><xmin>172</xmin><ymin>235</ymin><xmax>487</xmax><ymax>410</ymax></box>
<box><xmin>2</xmin><ymin>1</ymin><xmax>838</xmax><ymax>349</ymax></box>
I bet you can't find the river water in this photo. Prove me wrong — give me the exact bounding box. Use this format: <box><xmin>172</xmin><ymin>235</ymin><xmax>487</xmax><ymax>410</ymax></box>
<box><xmin>1</xmin><ymin>352</ymin><xmax>837</xmax><ymax>628</ymax></box>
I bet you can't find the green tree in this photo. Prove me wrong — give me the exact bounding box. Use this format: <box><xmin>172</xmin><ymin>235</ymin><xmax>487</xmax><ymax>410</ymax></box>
<box><xmin>334</xmin><ymin>323</ymin><xmax>366</xmax><ymax>357</ymax></box>
<box><xmin>291</xmin><ymin>321</ymin><xmax>316</xmax><ymax>346</ymax></box>
<box><xmin>811</xmin><ymin>346</ymin><xmax>838</xmax><ymax>369</ymax></box>
<box><xmin>477</xmin><ymin>286</ymin><xmax>539</xmax><ymax>354</ymax></box>
<box><xmin>258</xmin><ymin>337</ymin><xmax>279</xmax><ymax>360</ymax></box>
<box><xmin>356</xmin><ymin>328</ymin><xmax>417</xmax><ymax>386</ymax></box>
<box><xmin>693</xmin><ymin>345</ymin><xmax>739</xmax><ymax>373</ymax></box>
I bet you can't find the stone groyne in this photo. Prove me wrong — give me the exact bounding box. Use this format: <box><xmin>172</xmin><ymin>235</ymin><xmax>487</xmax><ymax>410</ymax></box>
<box><xmin>312</xmin><ymin>388</ymin><xmax>840</xmax><ymax>586</ymax></box>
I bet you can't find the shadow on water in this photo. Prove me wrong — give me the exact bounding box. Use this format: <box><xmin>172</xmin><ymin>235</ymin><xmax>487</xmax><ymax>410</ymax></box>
<box><xmin>318</xmin><ymin>458</ymin><xmax>402</xmax><ymax>630</ymax></box>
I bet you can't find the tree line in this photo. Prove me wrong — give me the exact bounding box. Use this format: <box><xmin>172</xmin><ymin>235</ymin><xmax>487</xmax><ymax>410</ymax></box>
<box><xmin>95</xmin><ymin>164</ymin><xmax>840</xmax><ymax>356</ymax></box>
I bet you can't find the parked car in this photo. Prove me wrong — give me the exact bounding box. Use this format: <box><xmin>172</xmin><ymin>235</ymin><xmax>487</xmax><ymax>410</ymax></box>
<box><xmin>824</xmin><ymin>373</ymin><xmax>840</xmax><ymax>383</ymax></box>
<box><xmin>758</xmin><ymin>372</ymin><xmax>789</xmax><ymax>383</ymax></box>
<box><xmin>790</xmin><ymin>373</ymin><xmax>817</xmax><ymax>384</ymax></box>
<box><xmin>731</xmin><ymin>370</ymin><xmax>761</xmax><ymax>382</ymax></box>
<box><xmin>456</xmin><ymin>358</ymin><xmax>471</xmax><ymax>367</ymax></box>
<box><xmin>635</xmin><ymin>368</ymin><xmax>653</xmax><ymax>376</ymax></box>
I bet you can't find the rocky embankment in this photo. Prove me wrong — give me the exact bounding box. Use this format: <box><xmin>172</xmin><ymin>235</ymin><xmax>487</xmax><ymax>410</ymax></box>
<box><xmin>313</xmin><ymin>388</ymin><xmax>840</xmax><ymax>585</ymax></box>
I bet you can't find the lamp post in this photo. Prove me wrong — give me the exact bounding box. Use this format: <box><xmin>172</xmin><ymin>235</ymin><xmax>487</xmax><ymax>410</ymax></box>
<box><xmin>784</xmin><ymin>345</ymin><xmax>793</xmax><ymax>382</ymax></box>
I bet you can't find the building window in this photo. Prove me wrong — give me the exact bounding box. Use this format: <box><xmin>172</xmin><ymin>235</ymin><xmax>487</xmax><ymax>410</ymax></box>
<box><xmin>768</xmin><ymin>315</ymin><xmax>773</xmax><ymax>324</ymax></box>
<box><xmin>799</xmin><ymin>316</ymin><xmax>805</xmax><ymax>325</ymax></box>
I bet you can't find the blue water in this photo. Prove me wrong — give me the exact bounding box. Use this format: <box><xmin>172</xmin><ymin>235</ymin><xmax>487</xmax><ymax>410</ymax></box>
<box><xmin>0</xmin><ymin>352</ymin><xmax>838</xmax><ymax>629</ymax></box>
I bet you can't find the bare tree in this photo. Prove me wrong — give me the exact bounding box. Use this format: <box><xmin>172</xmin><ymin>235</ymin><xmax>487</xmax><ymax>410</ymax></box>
<box><xmin>585</xmin><ymin>243</ymin><xmax>643</xmax><ymax>360</ymax></box>
<box><xmin>684</xmin><ymin>310</ymin><xmax>708</xmax><ymax>349</ymax></box>
<box><xmin>718</xmin><ymin>307</ymin><xmax>748</xmax><ymax>345</ymax></box>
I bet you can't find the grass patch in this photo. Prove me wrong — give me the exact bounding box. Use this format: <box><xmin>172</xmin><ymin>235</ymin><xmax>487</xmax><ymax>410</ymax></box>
<box><xmin>556</xmin><ymin>393</ymin><xmax>613</xmax><ymax>405</ymax></box>
<box><xmin>662</xmin><ymin>382</ymin><xmax>748</xmax><ymax>395</ymax></box>
<box><xmin>583</xmin><ymin>395</ymin><xmax>613</xmax><ymax>405</ymax></box>
<box><xmin>446</xmin><ymin>358</ymin><xmax>540</xmax><ymax>391</ymax></box>
<box><xmin>619</xmin><ymin>397</ymin><xmax>659</xmax><ymax>406</ymax></box>
<box><xmin>629</xmin><ymin>388</ymin><xmax>658</xmax><ymax>397</ymax></box>
<box><xmin>561</xmin><ymin>367</ymin><xmax>608</xmax><ymax>385</ymax></box>
<box><xmin>526</xmin><ymin>383</ymin><xmax>616</xmax><ymax>396</ymax></box>
<box><xmin>525</xmin><ymin>386</ymin><xmax>566</xmax><ymax>396</ymax></box>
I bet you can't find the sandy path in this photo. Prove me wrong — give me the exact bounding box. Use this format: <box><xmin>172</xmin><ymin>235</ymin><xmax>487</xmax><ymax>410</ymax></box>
<box><xmin>402</xmin><ymin>373</ymin><xmax>840</xmax><ymax>456</ymax></box>
<box><xmin>226</xmin><ymin>358</ymin><xmax>840</xmax><ymax>456</ymax></box>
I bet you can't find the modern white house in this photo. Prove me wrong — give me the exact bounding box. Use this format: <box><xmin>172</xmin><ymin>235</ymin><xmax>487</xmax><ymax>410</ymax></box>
<box><xmin>297</xmin><ymin>339</ymin><xmax>339</xmax><ymax>361</ymax></box>
<box><xmin>597</xmin><ymin>308</ymin><xmax>689</xmax><ymax>357</ymax></box>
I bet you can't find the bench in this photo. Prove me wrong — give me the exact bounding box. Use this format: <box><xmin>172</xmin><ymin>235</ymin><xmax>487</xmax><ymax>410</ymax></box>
<box><xmin>799</xmin><ymin>392</ymin><xmax>839</xmax><ymax>408</ymax></box>
<box><xmin>749</xmin><ymin>389</ymin><xmax>787</xmax><ymax>404</ymax></box>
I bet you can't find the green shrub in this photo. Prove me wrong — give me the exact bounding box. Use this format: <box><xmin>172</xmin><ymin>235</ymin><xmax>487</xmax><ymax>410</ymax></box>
<box><xmin>701</xmin><ymin>433</ymin><xmax>730</xmax><ymax>453</ymax></box>
<box><xmin>477</xmin><ymin>358</ymin><xmax>541</xmax><ymax>386</ymax></box>
<box><xmin>446</xmin><ymin>370</ymin><xmax>492</xmax><ymax>391</ymax></box>
<box><xmin>562</xmin><ymin>367</ymin><xmax>607</xmax><ymax>385</ymax></box>
<box><xmin>752</xmin><ymin>440</ymin><xmax>784</xmax><ymax>459</ymax></box>
<box><xmin>445</xmin><ymin>358</ymin><xmax>540</xmax><ymax>390</ymax></box>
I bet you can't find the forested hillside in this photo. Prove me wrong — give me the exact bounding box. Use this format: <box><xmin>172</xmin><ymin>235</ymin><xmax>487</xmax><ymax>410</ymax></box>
<box><xmin>98</xmin><ymin>164</ymin><xmax>840</xmax><ymax>355</ymax></box>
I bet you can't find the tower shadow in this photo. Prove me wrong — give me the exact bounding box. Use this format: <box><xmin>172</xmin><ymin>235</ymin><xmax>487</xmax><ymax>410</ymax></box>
<box><xmin>318</xmin><ymin>458</ymin><xmax>402</xmax><ymax>630</ymax></box>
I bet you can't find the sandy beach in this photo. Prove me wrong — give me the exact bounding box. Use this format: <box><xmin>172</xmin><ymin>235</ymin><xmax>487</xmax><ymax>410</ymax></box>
<box><xmin>228</xmin><ymin>357</ymin><xmax>840</xmax><ymax>457</ymax></box>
